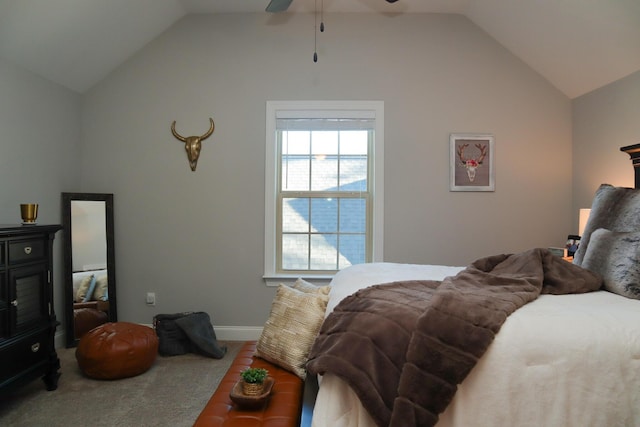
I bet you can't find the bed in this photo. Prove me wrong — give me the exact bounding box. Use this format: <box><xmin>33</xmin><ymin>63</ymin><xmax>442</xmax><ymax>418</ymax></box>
<box><xmin>303</xmin><ymin>145</ymin><xmax>640</xmax><ymax>427</ymax></box>
<box><xmin>308</xmin><ymin>262</ymin><xmax>640</xmax><ymax>427</ymax></box>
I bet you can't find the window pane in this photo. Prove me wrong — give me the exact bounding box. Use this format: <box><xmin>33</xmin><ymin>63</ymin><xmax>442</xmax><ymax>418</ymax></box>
<box><xmin>281</xmin><ymin>155</ymin><xmax>309</xmax><ymax>191</ymax></box>
<box><xmin>283</xmin><ymin>198</ymin><xmax>309</xmax><ymax>232</ymax></box>
<box><xmin>285</xmin><ymin>131</ymin><xmax>310</xmax><ymax>154</ymax></box>
<box><xmin>282</xmin><ymin>234</ymin><xmax>309</xmax><ymax>270</ymax></box>
<box><xmin>339</xmin><ymin>235</ymin><xmax>366</xmax><ymax>269</ymax></box>
<box><xmin>281</xmin><ymin>131</ymin><xmax>310</xmax><ymax>191</ymax></box>
<box><xmin>339</xmin><ymin>199</ymin><xmax>366</xmax><ymax>232</ymax></box>
<box><xmin>312</xmin><ymin>131</ymin><xmax>338</xmax><ymax>155</ymax></box>
<box><xmin>311</xmin><ymin>198</ymin><xmax>337</xmax><ymax>233</ymax></box>
<box><xmin>339</xmin><ymin>155</ymin><xmax>367</xmax><ymax>191</ymax></box>
<box><xmin>340</xmin><ymin>131</ymin><xmax>368</xmax><ymax>155</ymax></box>
<box><xmin>310</xmin><ymin>234</ymin><xmax>338</xmax><ymax>270</ymax></box>
<box><xmin>311</xmin><ymin>155</ymin><xmax>338</xmax><ymax>191</ymax></box>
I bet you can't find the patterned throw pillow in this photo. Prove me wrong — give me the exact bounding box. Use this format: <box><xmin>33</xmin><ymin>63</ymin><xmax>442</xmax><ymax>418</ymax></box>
<box><xmin>75</xmin><ymin>275</ymin><xmax>95</xmax><ymax>302</ymax></box>
<box><xmin>581</xmin><ymin>228</ymin><xmax>640</xmax><ymax>299</ymax></box>
<box><xmin>92</xmin><ymin>275</ymin><xmax>109</xmax><ymax>301</ymax></box>
<box><xmin>255</xmin><ymin>283</ymin><xmax>329</xmax><ymax>379</ymax></box>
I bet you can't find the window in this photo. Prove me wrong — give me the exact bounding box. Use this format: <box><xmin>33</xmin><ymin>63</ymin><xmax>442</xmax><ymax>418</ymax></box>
<box><xmin>264</xmin><ymin>101</ymin><xmax>384</xmax><ymax>282</ymax></box>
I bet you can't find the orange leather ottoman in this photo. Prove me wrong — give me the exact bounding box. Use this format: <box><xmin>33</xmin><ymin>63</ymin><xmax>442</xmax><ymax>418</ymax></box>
<box><xmin>76</xmin><ymin>322</ymin><xmax>158</xmax><ymax>380</ymax></box>
<box><xmin>193</xmin><ymin>341</ymin><xmax>304</xmax><ymax>427</ymax></box>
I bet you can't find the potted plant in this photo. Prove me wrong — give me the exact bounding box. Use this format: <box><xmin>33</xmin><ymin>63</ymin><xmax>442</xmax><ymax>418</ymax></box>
<box><xmin>240</xmin><ymin>367</ymin><xmax>268</xmax><ymax>396</ymax></box>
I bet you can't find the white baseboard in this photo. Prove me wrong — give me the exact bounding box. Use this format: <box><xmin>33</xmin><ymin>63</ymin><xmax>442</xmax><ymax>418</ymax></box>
<box><xmin>141</xmin><ymin>323</ymin><xmax>262</xmax><ymax>341</ymax></box>
<box><xmin>55</xmin><ymin>324</ymin><xmax>263</xmax><ymax>349</ymax></box>
<box><xmin>214</xmin><ymin>326</ymin><xmax>263</xmax><ymax>341</ymax></box>
<box><xmin>55</xmin><ymin>331</ymin><xmax>66</xmax><ymax>349</ymax></box>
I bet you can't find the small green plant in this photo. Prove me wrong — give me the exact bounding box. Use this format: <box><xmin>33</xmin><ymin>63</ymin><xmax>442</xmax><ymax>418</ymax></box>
<box><xmin>240</xmin><ymin>368</ymin><xmax>268</xmax><ymax>384</ymax></box>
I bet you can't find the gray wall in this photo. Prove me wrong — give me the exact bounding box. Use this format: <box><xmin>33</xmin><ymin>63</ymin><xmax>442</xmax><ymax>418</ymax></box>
<box><xmin>0</xmin><ymin>55</ymin><xmax>81</xmax><ymax>337</ymax></box>
<box><xmin>572</xmin><ymin>70</ymin><xmax>640</xmax><ymax>223</ymax></box>
<box><xmin>80</xmin><ymin>13</ymin><xmax>573</xmax><ymax>329</ymax></box>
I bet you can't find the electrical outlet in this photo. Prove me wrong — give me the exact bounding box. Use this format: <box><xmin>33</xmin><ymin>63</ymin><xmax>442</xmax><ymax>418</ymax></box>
<box><xmin>146</xmin><ymin>292</ymin><xmax>156</xmax><ymax>306</ymax></box>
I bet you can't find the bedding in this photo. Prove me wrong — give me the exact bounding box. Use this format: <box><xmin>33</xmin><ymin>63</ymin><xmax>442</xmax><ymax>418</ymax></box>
<box><xmin>573</xmin><ymin>184</ymin><xmax>640</xmax><ymax>267</ymax></box>
<box><xmin>307</xmin><ymin>249</ymin><xmax>602</xmax><ymax>427</ymax></box>
<box><xmin>580</xmin><ymin>228</ymin><xmax>640</xmax><ymax>299</ymax></box>
<box><xmin>573</xmin><ymin>184</ymin><xmax>640</xmax><ymax>300</ymax></box>
<box><xmin>308</xmin><ymin>261</ymin><xmax>640</xmax><ymax>427</ymax></box>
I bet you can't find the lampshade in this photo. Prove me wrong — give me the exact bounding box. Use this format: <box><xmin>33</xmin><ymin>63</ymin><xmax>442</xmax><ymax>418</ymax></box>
<box><xmin>578</xmin><ymin>208</ymin><xmax>591</xmax><ymax>237</ymax></box>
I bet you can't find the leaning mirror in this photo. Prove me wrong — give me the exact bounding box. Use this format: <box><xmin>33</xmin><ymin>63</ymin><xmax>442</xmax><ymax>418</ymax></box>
<box><xmin>61</xmin><ymin>193</ymin><xmax>117</xmax><ymax>347</ymax></box>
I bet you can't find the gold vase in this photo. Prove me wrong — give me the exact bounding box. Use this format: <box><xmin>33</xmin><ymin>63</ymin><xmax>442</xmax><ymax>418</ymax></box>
<box><xmin>20</xmin><ymin>204</ymin><xmax>38</xmax><ymax>223</ymax></box>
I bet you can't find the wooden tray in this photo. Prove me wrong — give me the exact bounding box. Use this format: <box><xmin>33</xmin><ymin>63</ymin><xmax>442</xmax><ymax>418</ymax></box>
<box><xmin>229</xmin><ymin>376</ymin><xmax>274</xmax><ymax>409</ymax></box>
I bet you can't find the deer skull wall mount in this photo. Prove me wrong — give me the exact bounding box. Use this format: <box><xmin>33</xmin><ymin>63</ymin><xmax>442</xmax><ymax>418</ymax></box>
<box><xmin>457</xmin><ymin>143</ymin><xmax>488</xmax><ymax>182</ymax></box>
<box><xmin>170</xmin><ymin>118</ymin><xmax>215</xmax><ymax>171</ymax></box>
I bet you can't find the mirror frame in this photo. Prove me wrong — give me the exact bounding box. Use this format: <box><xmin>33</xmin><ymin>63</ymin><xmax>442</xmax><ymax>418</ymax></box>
<box><xmin>62</xmin><ymin>192</ymin><xmax>117</xmax><ymax>347</ymax></box>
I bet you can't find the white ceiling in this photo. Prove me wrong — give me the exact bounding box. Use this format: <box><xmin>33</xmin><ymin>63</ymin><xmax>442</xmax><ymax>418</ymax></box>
<box><xmin>0</xmin><ymin>0</ymin><xmax>638</xmax><ymax>98</ymax></box>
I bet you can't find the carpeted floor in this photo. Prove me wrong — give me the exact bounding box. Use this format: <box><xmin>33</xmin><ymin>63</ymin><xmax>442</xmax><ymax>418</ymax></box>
<box><xmin>0</xmin><ymin>341</ymin><xmax>244</xmax><ymax>427</ymax></box>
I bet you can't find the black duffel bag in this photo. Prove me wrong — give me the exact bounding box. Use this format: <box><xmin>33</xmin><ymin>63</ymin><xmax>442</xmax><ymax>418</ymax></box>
<box><xmin>153</xmin><ymin>312</ymin><xmax>193</xmax><ymax>356</ymax></box>
<box><xmin>153</xmin><ymin>311</ymin><xmax>227</xmax><ymax>358</ymax></box>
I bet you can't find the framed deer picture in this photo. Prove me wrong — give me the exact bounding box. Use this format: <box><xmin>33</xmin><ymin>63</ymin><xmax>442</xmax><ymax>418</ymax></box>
<box><xmin>450</xmin><ymin>133</ymin><xmax>495</xmax><ymax>191</ymax></box>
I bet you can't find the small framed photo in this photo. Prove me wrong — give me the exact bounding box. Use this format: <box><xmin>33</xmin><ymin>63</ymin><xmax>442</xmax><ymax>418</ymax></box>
<box><xmin>450</xmin><ymin>133</ymin><xmax>495</xmax><ymax>192</ymax></box>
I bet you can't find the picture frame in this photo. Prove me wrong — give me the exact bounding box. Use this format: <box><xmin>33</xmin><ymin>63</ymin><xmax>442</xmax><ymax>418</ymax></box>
<box><xmin>450</xmin><ymin>133</ymin><xmax>495</xmax><ymax>192</ymax></box>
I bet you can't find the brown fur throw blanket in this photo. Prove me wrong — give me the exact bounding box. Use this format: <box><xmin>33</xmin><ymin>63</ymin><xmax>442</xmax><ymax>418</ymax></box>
<box><xmin>306</xmin><ymin>248</ymin><xmax>602</xmax><ymax>427</ymax></box>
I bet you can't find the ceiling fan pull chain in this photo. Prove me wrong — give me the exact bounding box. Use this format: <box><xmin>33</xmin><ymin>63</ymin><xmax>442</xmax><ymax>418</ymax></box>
<box><xmin>313</xmin><ymin>0</ymin><xmax>318</xmax><ymax>62</ymax></box>
<box><xmin>320</xmin><ymin>0</ymin><xmax>325</xmax><ymax>32</ymax></box>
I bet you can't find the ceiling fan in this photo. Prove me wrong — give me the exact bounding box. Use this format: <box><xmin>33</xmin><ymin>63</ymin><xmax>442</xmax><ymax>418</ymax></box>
<box><xmin>266</xmin><ymin>0</ymin><xmax>398</xmax><ymax>13</ymax></box>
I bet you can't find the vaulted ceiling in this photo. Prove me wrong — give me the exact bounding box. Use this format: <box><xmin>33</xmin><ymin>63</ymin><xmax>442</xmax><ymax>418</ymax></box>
<box><xmin>0</xmin><ymin>0</ymin><xmax>638</xmax><ymax>98</ymax></box>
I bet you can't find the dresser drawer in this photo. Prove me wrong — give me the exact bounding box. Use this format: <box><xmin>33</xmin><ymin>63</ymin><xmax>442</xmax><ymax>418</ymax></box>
<box><xmin>0</xmin><ymin>329</ymin><xmax>49</xmax><ymax>382</ymax></box>
<box><xmin>8</xmin><ymin>239</ymin><xmax>46</xmax><ymax>265</ymax></box>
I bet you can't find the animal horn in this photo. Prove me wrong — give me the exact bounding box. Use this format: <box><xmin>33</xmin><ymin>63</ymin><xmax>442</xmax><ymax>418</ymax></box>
<box><xmin>171</xmin><ymin>121</ymin><xmax>187</xmax><ymax>143</ymax></box>
<box><xmin>474</xmin><ymin>143</ymin><xmax>488</xmax><ymax>164</ymax></box>
<box><xmin>457</xmin><ymin>143</ymin><xmax>469</xmax><ymax>165</ymax></box>
<box><xmin>200</xmin><ymin>118</ymin><xmax>215</xmax><ymax>141</ymax></box>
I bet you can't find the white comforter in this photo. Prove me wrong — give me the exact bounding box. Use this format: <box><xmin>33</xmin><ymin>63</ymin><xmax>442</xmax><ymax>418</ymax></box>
<box><xmin>311</xmin><ymin>262</ymin><xmax>640</xmax><ymax>427</ymax></box>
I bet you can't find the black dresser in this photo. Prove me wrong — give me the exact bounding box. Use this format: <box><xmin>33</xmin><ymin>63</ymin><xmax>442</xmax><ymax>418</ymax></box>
<box><xmin>0</xmin><ymin>224</ymin><xmax>62</xmax><ymax>395</ymax></box>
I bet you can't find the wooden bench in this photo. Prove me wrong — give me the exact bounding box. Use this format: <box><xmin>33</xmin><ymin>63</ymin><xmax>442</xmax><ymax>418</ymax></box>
<box><xmin>193</xmin><ymin>341</ymin><xmax>317</xmax><ymax>427</ymax></box>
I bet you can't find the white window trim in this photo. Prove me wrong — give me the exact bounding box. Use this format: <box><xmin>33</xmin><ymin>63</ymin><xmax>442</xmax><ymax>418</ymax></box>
<box><xmin>264</xmin><ymin>100</ymin><xmax>384</xmax><ymax>286</ymax></box>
